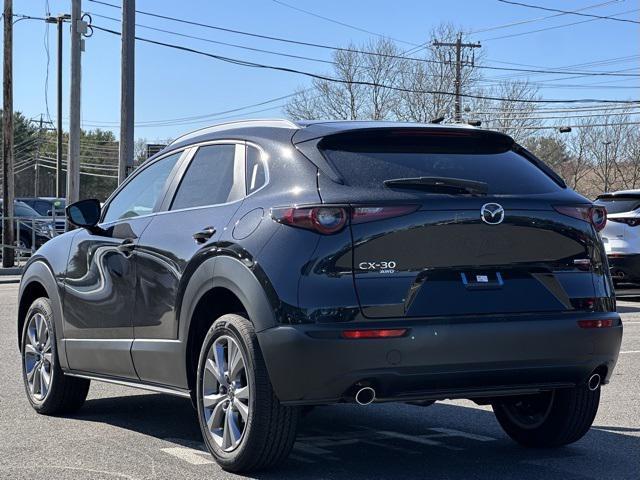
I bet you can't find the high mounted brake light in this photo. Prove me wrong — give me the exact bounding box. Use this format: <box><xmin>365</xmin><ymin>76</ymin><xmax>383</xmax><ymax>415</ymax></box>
<box><xmin>271</xmin><ymin>205</ymin><xmax>418</xmax><ymax>234</ymax></box>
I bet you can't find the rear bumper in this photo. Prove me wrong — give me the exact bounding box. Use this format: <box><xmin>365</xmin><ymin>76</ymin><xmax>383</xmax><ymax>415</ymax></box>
<box><xmin>257</xmin><ymin>313</ymin><xmax>623</xmax><ymax>405</ymax></box>
<box><xmin>608</xmin><ymin>254</ymin><xmax>640</xmax><ymax>282</ymax></box>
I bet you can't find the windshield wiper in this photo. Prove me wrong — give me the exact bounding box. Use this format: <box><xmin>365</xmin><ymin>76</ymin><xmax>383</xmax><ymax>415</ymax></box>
<box><xmin>384</xmin><ymin>176</ymin><xmax>488</xmax><ymax>195</ymax></box>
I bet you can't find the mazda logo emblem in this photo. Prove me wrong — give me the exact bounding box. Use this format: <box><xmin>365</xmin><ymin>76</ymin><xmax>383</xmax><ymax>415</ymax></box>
<box><xmin>481</xmin><ymin>203</ymin><xmax>505</xmax><ymax>225</ymax></box>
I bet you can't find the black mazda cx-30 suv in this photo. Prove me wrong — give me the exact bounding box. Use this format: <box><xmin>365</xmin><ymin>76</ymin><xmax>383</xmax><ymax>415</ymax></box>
<box><xmin>17</xmin><ymin>120</ymin><xmax>622</xmax><ymax>472</ymax></box>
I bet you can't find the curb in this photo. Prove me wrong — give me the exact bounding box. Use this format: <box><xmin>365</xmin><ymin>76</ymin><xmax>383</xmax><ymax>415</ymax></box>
<box><xmin>0</xmin><ymin>267</ymin><xmax>22</xmax><ymax>276</ymax></box>
<box><xmin>0</xmin><ymin>276</ymin><xmax>21</xmax><ymax>284</ymax></box>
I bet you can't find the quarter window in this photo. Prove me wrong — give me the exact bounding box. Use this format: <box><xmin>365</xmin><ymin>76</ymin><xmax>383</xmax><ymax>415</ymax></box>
<box><xmin>171</xmin><ymin>144</ymin><xmax>242</xmax><ymax>210</ymax></box>
<box><xmin>246</xmin><ymin>146</ymin><xmax>267</xmax><ymax>194</ymax></box>
<box><xmin>102</xmin><ymin>152</ymin><xmax>180</xmax><ymax>224</ymax></box>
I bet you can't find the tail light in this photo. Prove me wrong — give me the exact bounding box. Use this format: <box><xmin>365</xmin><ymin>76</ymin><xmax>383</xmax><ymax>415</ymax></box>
<box><xmin>271</xmin><ymin>205</ymin><xmax>418</xmax><ymax>234</ymax></box>
<box><xmin>554</xmin><ymin>205</ymin><xmax>607</xmax><ymax>232</ymax></box>
<box><xmin>609</xmin><ymin>217</ymin><xmax>640</xmax><ymax>227</ymax></box>
<box><xmin>272</xmin><ymin>206</ymin><xmax>347</xmax><ymax>234</ymax></box>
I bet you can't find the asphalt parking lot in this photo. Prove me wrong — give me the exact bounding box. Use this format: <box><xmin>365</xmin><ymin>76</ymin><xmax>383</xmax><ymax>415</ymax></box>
<box><xmin>0</xmin><ymin>282</ymin><xmax>638</xmax><ymax>480</ymax></box>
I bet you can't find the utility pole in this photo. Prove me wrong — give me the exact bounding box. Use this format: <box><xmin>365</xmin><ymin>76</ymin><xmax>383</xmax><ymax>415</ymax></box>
<box><xmin>2</xmin><ymin>0</ymin><xmax>15</xmax><ymax>267</ymax></box>
<box><xmin>67</xmin><ymin>0</ymin><xmax>83</xmax><ymax>206</ymax></box>
<box><xmin>45</xmin><ymin>13</ymin><xmax>70</xmax><ymax>198</ymax></box>
<box><xmin>46</xmin><ymin>14</ymin><xmax>67</xmax><ymax>198</ymax></box>
<box><xmin>119</xmin><ymin>0</ymin><xmax>135</xmax><ymax>184</ymax></box>
<box><xmin>33</xmin><ymin>115</ymin><xmax>44</xmax><ymax>197</ymax></box>
<box><xmin>433</xmin><ymin>33</ymin><xmax>481</xmax><ymax>123</ymax></box>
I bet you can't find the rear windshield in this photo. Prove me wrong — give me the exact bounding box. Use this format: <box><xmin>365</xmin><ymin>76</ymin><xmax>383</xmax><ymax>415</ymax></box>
<box><xmin>595</xmin><ymin>197</ymin><xmax>640</xmax><ymax>214</ymax></box>
<box><xmin>319</xmin><ymin>130</ymin><xmax>562</xmax><ymax>195</ymax></box>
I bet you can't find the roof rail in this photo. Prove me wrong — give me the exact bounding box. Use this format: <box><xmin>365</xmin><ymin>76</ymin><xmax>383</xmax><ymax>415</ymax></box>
<box><xmin>168</xmin><ymin>118</ymin><xmax>300</xmax><ymax>146</ymax></box>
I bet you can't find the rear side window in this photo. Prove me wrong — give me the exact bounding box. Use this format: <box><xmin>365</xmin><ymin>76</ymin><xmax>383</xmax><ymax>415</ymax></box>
<box><xmin>595</xmin><ymin>197</ymin><xmax>640</xmax><ymax>214</ymax></box>
<box><xmin>246</xmin><ymin>146</ymin><xmax>267</xmax><ymax>194</ymax></box>
<box><xmin>319</xmin><ymin>130</ymin><xmax>562</xmax><ymax>195</ymax></box>
<box><xmin>171</xmin><ymin>144</ymin><xmax>242</xmax><ymax>210</ymax></box>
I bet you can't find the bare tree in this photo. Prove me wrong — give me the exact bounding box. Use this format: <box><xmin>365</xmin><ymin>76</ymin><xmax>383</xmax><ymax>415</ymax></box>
<box><xmin>585</xmin><ymin>110</ymin><xmax>634</xmax><ymax>194</ymax></box>
<box><xmin>478</xmin><ymin>80</ymin><xmax>542</xmax><ymax>143</ymax></box>
<box><xmin>563</xmin><ymin>124</ymin><xmax>594</xmax><ymax>193</ymax></box>
<box><xmin>286</xmin><ymin>43</ymin><xmax>368</xmax><ymax>120</ymax></box>
<box><xmin>394</xmin><ymin>24</ymin><xmax>482</xmax><ymax>122</ymax></box>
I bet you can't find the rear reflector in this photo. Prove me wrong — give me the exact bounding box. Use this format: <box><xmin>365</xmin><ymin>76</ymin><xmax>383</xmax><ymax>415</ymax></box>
<box><xmin>577</xmin><ymin>319</ymin><xmax>614</xmax><ymax>329</ymax></box>
<box><xmin>341</xmin><ymin>328</ymin><xmax>407</xmax><ymax>339</ymax></box>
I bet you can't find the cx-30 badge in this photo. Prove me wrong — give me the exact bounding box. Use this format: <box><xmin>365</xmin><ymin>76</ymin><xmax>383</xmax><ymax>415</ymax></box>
<box><xmin>481</xmin><ymin>203</ymin><xmax>505</xmax><ymax>225</ymax></box>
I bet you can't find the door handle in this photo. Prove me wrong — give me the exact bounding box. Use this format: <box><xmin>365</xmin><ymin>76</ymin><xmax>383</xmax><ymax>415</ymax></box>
<box><xmin>117</xmin><ymin>238</ymin><xmax>136</xmax><ymax>256</ymax></box>
<box><xmin>193</xmin><ymin>226</ymin><xmax>216</xmax><ymax>244</ymax></box>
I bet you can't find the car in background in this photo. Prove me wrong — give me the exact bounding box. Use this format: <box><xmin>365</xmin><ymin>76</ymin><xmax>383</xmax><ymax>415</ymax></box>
<box><xmin>0</xmin><ymin>200</ymin><xmax>55</xmax><ymax>250</ymax></box>
<box><xmin>17</xmin><ymin>197</ymin><xmax>66</xmax><ymax>234</ymax></box>
<box><xmin>595</xmin><ymin>190</ymin><xmax>640</xmax><ymax>284</ymax></box>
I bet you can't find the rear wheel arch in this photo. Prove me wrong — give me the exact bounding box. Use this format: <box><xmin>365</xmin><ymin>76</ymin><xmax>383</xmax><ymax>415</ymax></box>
<box><xmin>182</xmin><ymin>255</ymin><xmax>277</xmax><ymax>395</ymax></box>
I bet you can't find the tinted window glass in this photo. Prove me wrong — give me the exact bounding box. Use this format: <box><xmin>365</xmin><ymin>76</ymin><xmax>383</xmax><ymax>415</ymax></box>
<box><xmin>14</xmin><ymin>203</ymin><xmax>40</xmax><ymax>217</ymax></box>
<box><xmin>246</xmin><ymin>146</ymin><xmax>267</xmax><ymax>194</ymax></box>
<box><xmin>171</xmin><ymin>144</ymin><xmax>240</xmax><ymax>210</ymax></box>
<box><xmin>35</xmin><ymin>201</ymin><xmax>50</xmax><ymax>215</ymax></box>
<box><xmin>320</xmin><ymin>131</ymin><xmax>561</xmax><ymax>195</ymax></box>
<box><xmin>103</xmin><ymin>153</ymin><xmax>180</xmax><ymax>223</ymax></box>
<box><xmin>595</xmin><ymin>197</ymin><xmax>640</xmax><ymax>214</ymax></box>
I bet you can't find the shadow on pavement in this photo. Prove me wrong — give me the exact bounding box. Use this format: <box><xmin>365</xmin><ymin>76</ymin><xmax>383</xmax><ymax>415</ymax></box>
<box><xmin>76</xmin><ymin>393</ymin><xmax>639</xmax><ymax>480</ymax></box>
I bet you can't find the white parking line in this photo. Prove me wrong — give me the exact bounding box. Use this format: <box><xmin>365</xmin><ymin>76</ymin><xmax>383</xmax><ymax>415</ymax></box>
<box><xmin>620</xmin><ymin>350</ymin><xmax>640</xmax><ymax>354</ymax></box>
<box><xmin>161</xmin><ymin>447</ymin><xmax>214</xmax><ymax>465</ymax></box>
<box><xmin>429</xmin><ymin>427</ymin><xmax>496</xmax><ymax>442</ymax></box>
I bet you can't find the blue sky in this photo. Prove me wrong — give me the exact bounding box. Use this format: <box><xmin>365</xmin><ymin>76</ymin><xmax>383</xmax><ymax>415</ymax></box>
<box><xmin>7</xmin><ymin>0</ymin><xmax>640</xmax><ymax>140</ymax></box>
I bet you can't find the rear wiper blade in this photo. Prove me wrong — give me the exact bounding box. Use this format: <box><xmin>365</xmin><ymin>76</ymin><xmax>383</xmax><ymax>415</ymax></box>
<box><xmin>384</xmin><ymin>176</ymin><xmax>488</xmax><ymax>195</ymax></box>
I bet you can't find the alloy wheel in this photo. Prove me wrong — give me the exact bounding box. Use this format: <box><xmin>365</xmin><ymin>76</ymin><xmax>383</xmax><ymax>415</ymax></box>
<box><xmin>23</xmin><ymin>312</ymin><xmax>53</xmax><ymax>401</ymax></box>
<box><xmin>201</xmin><ymin>335</ymin><xmax>250</xmax><ymax>452</ymax></box>
<box><xmin>501</xmin><ymin>391</ymin><xmax>555</xmax><ymax>429</ymax></box>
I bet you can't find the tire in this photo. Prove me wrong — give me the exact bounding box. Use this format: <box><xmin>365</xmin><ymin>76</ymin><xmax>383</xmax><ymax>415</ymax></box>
<box><xmin>196</xmin><ymin>313</ymin><xmax>299</xmax><ymax>472</ymax></box>
<box><xmin>21</xmin><ymin>297</ymin><xmax>90</xmax><ymax>415</ymax></box>
<box><xmin>492</xmin><ymin>386</ymin><xmax>600</xmax><ymax>447</ymax></box>
<box><xmin>18</xmin><ymin>233</ymin><xmax>31</xmax><ymax>250</ymax></box>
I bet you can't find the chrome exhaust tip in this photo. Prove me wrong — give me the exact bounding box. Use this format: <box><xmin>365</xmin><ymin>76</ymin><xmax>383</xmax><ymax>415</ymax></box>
<box><xmin>355</xmin><ymin>386</ymin><xmax>376</xmax><ymax>406</ymax></box>
<box><xmin>588</xmin><ymin>373</ymin><xmax>601</xmax><ymax>391</ymax></box>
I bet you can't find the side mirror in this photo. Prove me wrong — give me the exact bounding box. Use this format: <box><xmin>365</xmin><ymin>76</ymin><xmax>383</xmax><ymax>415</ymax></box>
<box><xmin>66</xmin><ymin>199</ymin><xmax>102</xmax><ymax>231</ymax></box>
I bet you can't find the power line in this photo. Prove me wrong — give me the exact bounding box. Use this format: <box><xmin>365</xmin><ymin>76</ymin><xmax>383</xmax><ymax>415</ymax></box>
<box><xmin>270</xmin><ymin>0</ymin><xmax>418</xmax><ymax>46</ymax></box>
<box><xmin>90</xmin><ymin>12</ymin><xmax>334</xmax><ymax>67</ymax></box>
<box><xmin>84</xmin><ymin>2</ymin><xmax>640</xmax><ymax>77</ymax></box>
<box><xmin>482</xmin><ymin>7</ymin><xmax>639</xmax><ymax>41</ymax></box>
<box><xmin>481</xmin><ymin>110</ymin><xmax>640</xmax><ymax>122</ymax></box>
<box><xmin>90</xmin><ymin>24</ymin><xmax>640</xmax><ymax>106</ymax></box>
<box><xmin>91</xmin><ymin>10</ymin><xmax>640</xmax><ymax>89</ymax></box>
<box><xmin>471</xmin><ymin>0</ymin><xmax>621</xmax><ymax>33</ymax></box>
<box><xmin>77</xmin><ymin>91</ymin><xmax>306</xmax><ymax>127</ymax></box>
<box><xmin>406</xmin><ymin>0</ymin><xmax>626</xmax><ymax>55</ymax></box>
<box><xmin>520</xmin><ymin>120</ymin><xmax>640</xmax><ymax>130</ymax></box>
<box><xmin>497</xmin><ymin>0</ymin><xmax>640</xmax><ymax>24</ymax></box>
